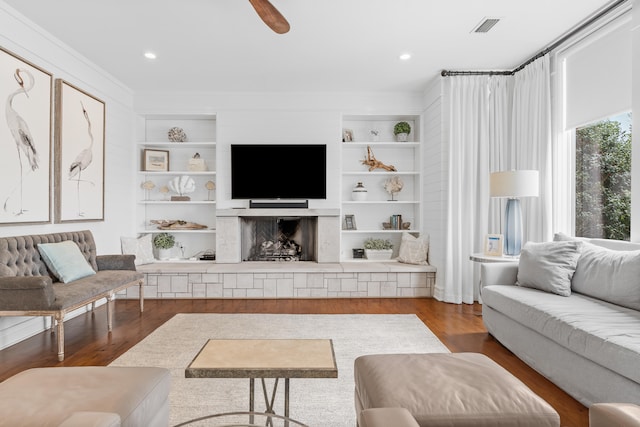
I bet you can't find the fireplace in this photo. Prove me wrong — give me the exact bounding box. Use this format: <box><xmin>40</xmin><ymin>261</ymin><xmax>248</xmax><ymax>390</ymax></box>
<box><xmin>241</xmin><ymin>217</ymin><xmax>317</xmax><ymax>261</ymax></box>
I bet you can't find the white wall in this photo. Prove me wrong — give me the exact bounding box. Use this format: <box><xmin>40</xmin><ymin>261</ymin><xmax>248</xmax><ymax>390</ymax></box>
<box><xmin>0</xmin><ymin>2</ymin><xmax>135</xmax><ymax>349</ymax></box>
<box><xmin>421</xmin><ymin>78</ymin><xmax>447</xmax><ymax>291</ymax></box>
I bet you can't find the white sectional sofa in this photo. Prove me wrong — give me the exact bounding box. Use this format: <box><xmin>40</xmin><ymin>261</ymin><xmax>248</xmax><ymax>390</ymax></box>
<box><xmin>481</xmin><ymin>235</ymin><xmax>640</xmax><ymax>407</ymax></box>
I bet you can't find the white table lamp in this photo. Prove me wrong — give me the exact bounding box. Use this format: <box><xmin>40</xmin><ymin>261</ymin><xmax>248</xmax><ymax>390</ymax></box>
<box><xmin>490</xmin><ymin>170</ymin><xmax>539</xmax><ymax>256</ymax></box>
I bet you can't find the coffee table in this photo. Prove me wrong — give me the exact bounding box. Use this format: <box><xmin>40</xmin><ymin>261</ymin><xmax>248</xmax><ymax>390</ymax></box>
<box><xmin>185</xmin><ymin>339</ymin><xmax>338</xmax><ymax>425</ymax></box>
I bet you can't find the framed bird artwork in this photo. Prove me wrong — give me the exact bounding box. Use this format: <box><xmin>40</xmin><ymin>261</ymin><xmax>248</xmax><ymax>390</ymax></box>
<box><xmin>54</xmin><ymin>79</ymin><xmax>105</xmax><ymax>223</ymax></box>
<box><xmin>0</xmin><ymin>46</ymin><xmax>52</xmax><ymax>224</ymax></box>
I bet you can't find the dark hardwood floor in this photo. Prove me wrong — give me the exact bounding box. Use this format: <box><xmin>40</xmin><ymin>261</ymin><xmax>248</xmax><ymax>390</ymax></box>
<box><xmin>0</xmin><ymin>298</ymin><xmax>588</xmax><ymax>426</ymax></box>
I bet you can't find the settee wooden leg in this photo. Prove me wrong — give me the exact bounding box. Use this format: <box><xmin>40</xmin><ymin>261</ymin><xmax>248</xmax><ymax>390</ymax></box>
<box><xmin>106</xmin><ymin>294</ymin><xmax>114</xmax><ymax>332</ymax></box>
<box><xmin>139</xmin><ymin>279</ymin><xmax>144</xmax><ymax>313</ymax></box>
<box><xmin>50</xmin><ymin>316</ymin><xmax>55</xmax><ymax>333</ymax></box>
<box><xmin>55</xmin><ymin>312</ymin><xmax>64</xmax><ymax>361</ymax></box>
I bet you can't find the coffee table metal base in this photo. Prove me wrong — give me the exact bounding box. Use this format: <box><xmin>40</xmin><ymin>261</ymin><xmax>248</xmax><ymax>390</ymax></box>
<box><xmin>249</xmin><ymin>378</ymin><xmax>290</xmax><ymax>426</ymax></box>
<box><xmin>174</xmin><ymin>411</ymin><xmax>308</xmax><ymax>427</ymax></box>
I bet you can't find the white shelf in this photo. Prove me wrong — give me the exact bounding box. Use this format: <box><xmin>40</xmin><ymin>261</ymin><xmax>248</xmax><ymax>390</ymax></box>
<box><xmin>138</xmin><ymin>228</ymin><xmax>216</xmax><ymax>234</ymax></box>
<box><xmin>147</xmin><ymin>259</ymin><xmax>216</xmax><ymax>264</ymax></box>
<box><xmin>342</xmin><ymin>229</ymin><xmax>420</xmax><ymax>233</ymax></box>
<box><xmin>340</xmin><ymin>114</ymin><xmax>423</xmax><ymax>262</ymax></box>
<box><xmin>342</xmin><ymin>200</ymin><xmax>419</xmax><ymax>204</ymax></box>
<box><xmin>138</xmin><ymin>171</ymin><xmax>216</xmax><ymax>176</ymax></box>
<box><xmin>342</xmin><ymin>142</ymin><xmax>420</xmax><ymax>147</ymax></box>
<box><xmin>137</xmin><ymin>114</ymin><xmax>217</xmax><ymax>258</ymax></box>
<box><xmin>138</xmin><ymin>142</ymin><xmax>216</xmax><ymax>148</ymax></box>
<box><xmin>138</xmin><ymin>200</ymin><xmax>216</xmax><ymax>205</ymax></box>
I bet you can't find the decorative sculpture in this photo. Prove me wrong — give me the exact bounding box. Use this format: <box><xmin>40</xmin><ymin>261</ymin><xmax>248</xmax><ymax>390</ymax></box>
<box><xmin>205</xmin><ymin>180</ymin><xmax>216</xmax><ymax>201</ymax></box>
<box><xmin>384</xmin><ymin>175</ymin><xmax>404</xmax><ymax>201</ymax></box>
<box><xmin>141</xmin><ymin>180</ymin><xmax>155</xmax><ymax>200</ymax></box>
<box><xmin>168</xmin><ymin>175</ymin><xmax>195</xmax><ymax>201</ymax></box>
<box><xmin>361</xmin><ymin>146</ymin><xmax>396</xmax><ymax>172</ymax></box>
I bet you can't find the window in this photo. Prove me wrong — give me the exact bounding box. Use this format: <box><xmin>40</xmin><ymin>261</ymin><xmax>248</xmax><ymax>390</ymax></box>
<box><xmin>575</xmin><ymin>112</ymin><xmax>631</xmax><ymax>240</ymax></box>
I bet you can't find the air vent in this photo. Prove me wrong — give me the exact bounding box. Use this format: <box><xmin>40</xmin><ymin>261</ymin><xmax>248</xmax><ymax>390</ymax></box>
<box><xmin>472</xmin><ymin>17</ymin><xmax>500</xmax><ymax>33</ymax></box>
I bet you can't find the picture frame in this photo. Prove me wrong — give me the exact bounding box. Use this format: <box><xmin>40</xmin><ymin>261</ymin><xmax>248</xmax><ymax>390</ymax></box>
<box><xmin>143</xmin><ymin>149</ymin><xmax>170</xmax><ymax>171</ymax></box>
<box><xmin>484</xmin><ymin>234</ymin><xmax>504</xmax><ymax>257</ymax></box>
<box><xmin>54</xmin><ymin>79</ymin><xmax>105</xmax><ymax>223</ymax></box>
<box><xmin>0</xmin><ymin>46</ymin><xmax>53</xmax><ymax>225</ymax></box>
<box><xmin>343</xmin><ymin>214</ymin><xmax>357</xmax><ymax>230</ymax></box>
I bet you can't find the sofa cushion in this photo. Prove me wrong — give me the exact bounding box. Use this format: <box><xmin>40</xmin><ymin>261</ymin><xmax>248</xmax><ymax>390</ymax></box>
<box><xmin>354</xmin><ymin>353</ymin><xmax>560</xmax><ymax>427</ymax></box>
<box><xmin>120</xmin><ymin>234</ymin><xmax>155</xmax><ymax>266</ymax></box>
<box><xmin>37</xmin><ymin>241</ymin><xmax>96</xmax><ymax>283</ymax></box>
<box><xmin>51</xmin><ymin>270</ymin><xmax>143</xmax><ymax>310</ymax></box>
<box><xmin>516</xmin><ymin>241</ymin><xmax>582</xmax><ymax>296</ymax></box>
<box><xmin>571</xmin><ymin>242</ymin><xmax>640</xmax><ymax>310</ymax></box>
<box><xmin>0</xmin><ymin>367</ymin><xmax>170</xmax><ymax>427</ymax></box>
<box><xmin>482</xmin><ymin>284</ymin><xmax>640</xmax><ymax>385</ymax></box>
<box><xmin>396</xmin><ymin>232</ymin><xmax>429</xmax><ymax>265</ymax></box>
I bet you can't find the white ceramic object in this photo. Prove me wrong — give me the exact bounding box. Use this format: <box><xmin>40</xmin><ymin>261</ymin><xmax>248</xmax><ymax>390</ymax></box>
<box><xmin>352</xmin><ymin>182</ymin><xmax>368</xmax><ymax>201</ymax></box>
<box><xmin>364</xmin><ymin>249</ymin><xmax>393</xmax><ymax>260</ymax></box>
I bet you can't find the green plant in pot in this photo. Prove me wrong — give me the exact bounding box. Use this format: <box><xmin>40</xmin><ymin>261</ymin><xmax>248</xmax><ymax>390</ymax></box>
<box><xmin>363</xmin><ymin>238</ymin><xmax>393</xmax><ymax>260</ymax></box>
<box><xmin>393</xmin><ymin>121</ymin><xmax>411</xmax><ymax>142</ymax></box>
<box><xmin>153</xmin><ymin>232</ymin><xmax>175</xmax><ymax>260</ymax></box>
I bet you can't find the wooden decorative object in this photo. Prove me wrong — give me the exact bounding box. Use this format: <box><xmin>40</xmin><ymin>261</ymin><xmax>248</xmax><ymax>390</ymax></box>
<box><xmin>151</xmin><ymin>219</ymin><xmax>207</xmax><ymax>230</ymax></box>
<box><xmin>361</xmin><ymin>146</ymin><xmax>396</xmax><ymax>172</ymax></box>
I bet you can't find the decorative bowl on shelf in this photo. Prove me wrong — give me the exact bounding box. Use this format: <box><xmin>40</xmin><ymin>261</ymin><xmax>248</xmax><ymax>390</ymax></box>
<box><xmin>382</xmin><ymin>222</ymin><xmax>392</xmax><ymax>229</ymax></box>
<box><xmin>402</xmin><ymin>222</ymin><xmax>411</xmax><ymax>230</ymax></box>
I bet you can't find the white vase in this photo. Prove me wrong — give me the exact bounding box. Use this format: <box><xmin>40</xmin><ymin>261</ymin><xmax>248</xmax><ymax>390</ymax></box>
<box><xmin>157</xmin><ymin>248</ymin><xmax>172</xmax><ymax>260</ymax></box>
<box><xmin>395</xmin><ymin>133</ymin><xmax>409</xmax><ymax>142</ymax></box>
<box><xmin>364</xmin><ymin>249</ymin><xmax>393</xmax><ymax>260</ymax></box>
<box><xmin>352</xmin><ymin>182</ymin><xmax>368</xmax><ymax>201</ymax></box>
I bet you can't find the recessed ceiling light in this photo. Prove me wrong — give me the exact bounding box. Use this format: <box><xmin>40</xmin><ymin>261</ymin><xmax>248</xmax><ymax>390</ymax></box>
<box><xmin>399</xmin><ymin>53</ymin><xmax>412</xmax><ymax>61</ymax></box>
<box><xmin>144</xmin><ymin>52</ymin><xmax>157</xmax><ymax>60</ymax></box>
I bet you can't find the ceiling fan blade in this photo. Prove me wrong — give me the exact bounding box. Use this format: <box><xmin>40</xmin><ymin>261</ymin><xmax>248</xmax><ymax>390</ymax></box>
<box><xmin>248</xmin><ymin>0</ymin><xmax>290</xmax><ymax>34</ymax></box>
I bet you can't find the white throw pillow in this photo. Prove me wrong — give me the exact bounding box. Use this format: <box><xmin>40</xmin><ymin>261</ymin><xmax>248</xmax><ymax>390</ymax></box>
<box><xmin>37</xmin><ymin>241</ymin><xmax>96</xmax><ymax>283</ymax></box>
<box><xmin>572</xmin><ymin>242</ymin><xmax>640</xmax><ymax>310</ymax></box>
<box><xmin>121</xmin><ymin>234</ymin><xmax>155</xmax><ymax>265</ymax></box>
<box><xmin>396</xmin><ymin>232</ymin><xmax>429</xmax><ymax>265</ymax></box>
<box><xmin>516</xmin><ymin>241</ymin><xmax>582</xmax><ymax>297</ymax></box>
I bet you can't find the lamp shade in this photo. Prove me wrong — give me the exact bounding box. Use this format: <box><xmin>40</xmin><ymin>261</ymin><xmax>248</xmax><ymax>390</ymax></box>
<box><xmin>490</xmin><ymin>170</ymin><xmax>539</xmax><ymax>198</ymax></box>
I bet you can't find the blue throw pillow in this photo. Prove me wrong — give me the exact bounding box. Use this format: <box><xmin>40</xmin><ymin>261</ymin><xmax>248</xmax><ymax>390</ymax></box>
<box><xmin>37</xmin><ymin>241</ymin><xmax>96</xmax><ymax>283</ymax></box>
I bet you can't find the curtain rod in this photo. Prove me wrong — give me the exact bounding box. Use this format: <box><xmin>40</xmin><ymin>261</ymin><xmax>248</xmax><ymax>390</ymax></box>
<box><xmin>441</xmin><ymin>0</ymin><xmax>629</xmax><ymax>77</ymax></box>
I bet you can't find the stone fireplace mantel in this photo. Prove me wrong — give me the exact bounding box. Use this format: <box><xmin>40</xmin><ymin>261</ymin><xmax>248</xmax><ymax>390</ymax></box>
<box><xmin>216</xmin><ymin>208</ymin><xmax>341</xmax><ymax>263</ymax></box>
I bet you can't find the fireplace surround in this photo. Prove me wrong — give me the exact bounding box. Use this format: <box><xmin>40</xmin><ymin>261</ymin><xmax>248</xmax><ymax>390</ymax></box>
<box><xmin>216</xmin><ymin>209</ymin><xmax>341</xmax><ymax>263</ymax></box>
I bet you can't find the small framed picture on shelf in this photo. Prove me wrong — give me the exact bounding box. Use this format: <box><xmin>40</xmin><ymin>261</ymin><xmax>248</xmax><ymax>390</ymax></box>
<box><xmin>484</xmin><ymin>234</ymin><xmax>503</xmax><ymax>257</ymax></box>
<box><xmin>342</xmin><ymin>129</ymin><xmax>353</xmax><ymax>142</ymax></box>
<box><xmin>143</xmin><ymin>149</ymin><xmax>170</xmax><ymax>171</ymax></box>
<box><xmin>343</xmin><ymin>214</ymin><xmax>357</xmax><ymax>230</ymax></box>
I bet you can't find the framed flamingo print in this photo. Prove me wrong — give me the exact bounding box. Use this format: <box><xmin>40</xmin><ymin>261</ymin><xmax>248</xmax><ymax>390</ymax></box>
<box><xmin>54</xmin><ymin>79</ymin><xmax>105</xmax><ymax>223</ymax></box>
<box><xmin>0</xmin><ymin>46</ymin><xmax>52</xmax><ymax>224</ymax></box>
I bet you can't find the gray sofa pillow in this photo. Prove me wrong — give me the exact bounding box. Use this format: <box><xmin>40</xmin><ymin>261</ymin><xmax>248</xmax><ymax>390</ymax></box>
<box><xmin>571</xmin><ymin>242</ymin><xmax>640</xmax><ymax>310</ymax></box>
<box><xmin>516</xmin><ymin>241</ymin><xmax>582</xmax><ymax>297</ymax></box>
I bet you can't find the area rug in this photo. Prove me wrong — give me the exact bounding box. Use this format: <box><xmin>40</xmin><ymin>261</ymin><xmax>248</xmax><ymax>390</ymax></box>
<box><xmin>109</xmin><ymin>314</ymin><xmax>450</xmax><ymax>426</ymax></box>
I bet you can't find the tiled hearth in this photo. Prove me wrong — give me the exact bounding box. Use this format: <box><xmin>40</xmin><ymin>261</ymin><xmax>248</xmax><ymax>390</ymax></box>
<box><xmin>123</xmin><ymin>262</ymin><xmax>436</xmax><ymax>299</ymax></box>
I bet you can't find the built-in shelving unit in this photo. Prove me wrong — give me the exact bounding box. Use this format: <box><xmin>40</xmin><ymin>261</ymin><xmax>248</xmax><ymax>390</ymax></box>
<box><xmin>136</xmin><ymin>114</ymin><xmax>217</xmax><ymax>260</ymax></box>
<box><xmin>340</xmin><ymin>115</ymin><xmax>422</xmax><ymax>261</ymax></box>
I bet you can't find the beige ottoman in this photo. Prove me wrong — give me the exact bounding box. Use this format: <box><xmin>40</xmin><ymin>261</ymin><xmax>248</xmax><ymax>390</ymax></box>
<box><xmin>354</xmin><ymin>352</ymin><xmax>560</xmax><ymax>427</ymax></box>
<box><xmin>0</xmin><ymin>366</ymin><xmax>170</xmax><ymax>427</ymax></box>
<box><xmin>590</xmin><ymin>403</ymin><xmax>640</xmax><ymax>427</ymax></box>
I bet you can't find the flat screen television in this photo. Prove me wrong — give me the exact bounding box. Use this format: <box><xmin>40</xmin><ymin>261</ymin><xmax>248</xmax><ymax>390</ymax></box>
<box><xmin>231</xmin><ymin>144</ymin><xmax>327</xmax><ymax>200</ymax></box>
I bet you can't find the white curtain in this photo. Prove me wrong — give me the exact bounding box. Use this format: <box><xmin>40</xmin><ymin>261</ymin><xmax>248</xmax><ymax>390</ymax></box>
<box><xmin>511</xmin><ymin>56</ymin><xmax>553</xmax><ymax>243</ymax></box>
<box><xmin>435</xmin><ymin>57</ymin><xmax>552</xmax><ymax>304</ymax></box>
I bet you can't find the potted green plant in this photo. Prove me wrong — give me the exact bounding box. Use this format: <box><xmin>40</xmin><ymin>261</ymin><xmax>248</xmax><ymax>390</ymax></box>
<box><xmin>393</xmin><ymin>121</ymin><xmax>411</xmax><ymax>142</ymax></box>
<box><xmin>153</xmin><ymin>232</ymin><xmax>175</xmax><ymax>260</ymax></box>
<box><xmin>363</xmin><ymin>238</ymin><xmax>393</xmax><ymax>260</ymax></box>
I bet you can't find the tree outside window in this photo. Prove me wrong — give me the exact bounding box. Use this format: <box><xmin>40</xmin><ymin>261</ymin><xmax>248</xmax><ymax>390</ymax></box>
<box><xmin>575</xmin><ymin>113</ymin><xmax>632</xmax><ymax>241</ymax></box>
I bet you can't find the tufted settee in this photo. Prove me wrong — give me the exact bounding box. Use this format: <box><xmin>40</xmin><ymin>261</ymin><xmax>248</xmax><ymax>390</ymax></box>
<box><xmin>0</xmin><ymin>230</ymin><xmax>144</xmax><ymax>361</ymax></box>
